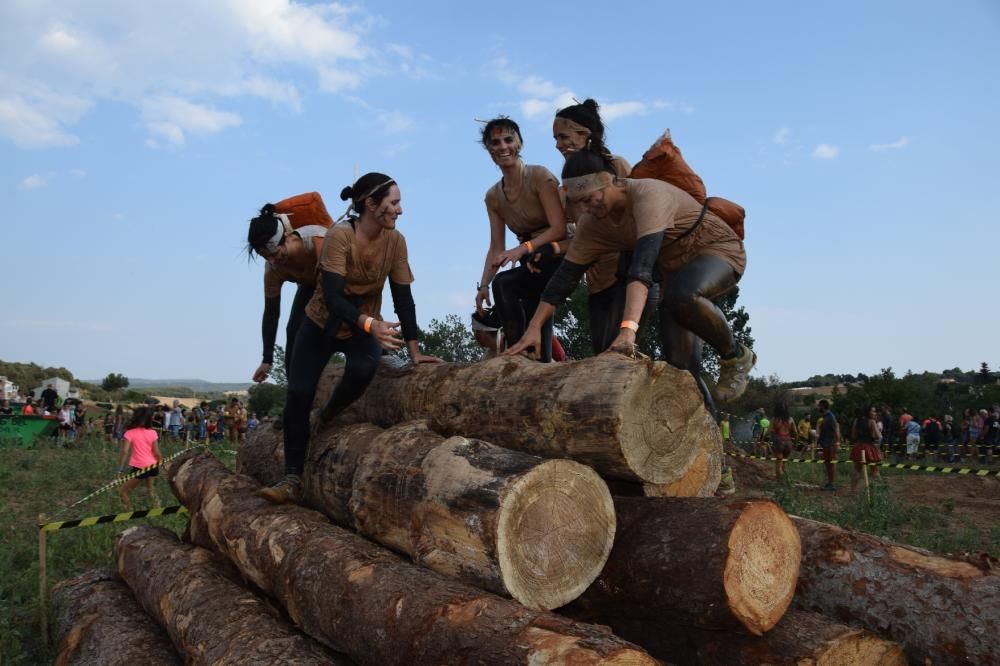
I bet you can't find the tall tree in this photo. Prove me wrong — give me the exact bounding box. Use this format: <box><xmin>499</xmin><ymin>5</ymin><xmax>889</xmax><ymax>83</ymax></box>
<box><xmin>406</xmin><ymin>315</ymin><xmax>484</xmax><ymax>363</ymax></box>
<box><xmin>101</xmin><ymin>372</ymin><xmax>129</xmax><ymax>392</ymax></box>
<box><xmin>977</xmin><ymin>362</ymin><xmax>994</xmax><ymax>385</ymax></box>
<box><xmin>271</xmin><ymin>345</ymin><xmax>288</xmax><ymax>387</ymax></box>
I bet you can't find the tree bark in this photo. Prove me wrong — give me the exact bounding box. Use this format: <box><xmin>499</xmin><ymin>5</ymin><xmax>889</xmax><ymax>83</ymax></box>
<box><xmin>115</xmin><ymin>525</ymin><xmax>345</xmax><ymax>665</ymax></box>
<box><xmin>311</xmin><ymin>354</ymin><xmax>719</xmax><ymax>485</ymax></box>
<box><xmin>792</xmin><ymin>516</ymin><xmax>1000</xmax><ymax>665</ymax></box>
<box><xmin>51</xmin><ymin>568</ymin><xmax>181</xmax><ymax>666</ymax></box>
<box><xmin>565</xmin><ymin>497</ymin><xmax>800</xmax><ymax>636</ymax></box>
<box><xmin>170</xmin><ymin>451</ymin><xmax>657</xmax><ymax>666</ymax></box>
<box><xmin>594</xmin><ymin>610</ymin><xmax>905</xmax><ymax>666</ymax></box>
<box><xmin>293</xmin><ymin>420</ymin><xmax>614</xmax><ymax>609</ymax></box>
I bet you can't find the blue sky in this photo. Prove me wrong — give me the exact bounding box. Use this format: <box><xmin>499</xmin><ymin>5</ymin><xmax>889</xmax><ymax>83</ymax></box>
<box><xmin>2</xmin><ymin>0</ymin><xmax>998</xmax><ymax>383</ymax></box>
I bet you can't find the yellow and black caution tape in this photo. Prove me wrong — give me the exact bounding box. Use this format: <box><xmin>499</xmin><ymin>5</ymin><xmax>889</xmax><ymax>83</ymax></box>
<box><xmin>724</xmin><ymin>451</ymin><xmax>1000</xmax><ymax>476</ymax></box>
<box><xmin>39</xmin><ymin>505</ymin><xmax>188</xmax><ymax>532</ymax></box>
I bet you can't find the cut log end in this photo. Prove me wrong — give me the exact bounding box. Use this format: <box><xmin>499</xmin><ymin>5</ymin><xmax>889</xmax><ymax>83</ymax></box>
<box><xmin>523</xmin><ymin>627</ymin><xmax>658</xmax><ymax>666</ymax></box>
<box><xmin>644</xmin><ymin>425</ymin><xmax>722</xmax><ymax>497</ymax></box>
<box><xmin>621</xmin><ymin>375</ymin><xmax>720</xmax><ymax>485</ymax></box>
<box><xmin>724</xmin><ymin>500</ymin><xmax>802</xmax><ymax>635</ymax></box>
<box><xmin>497</xmin><ymin>459</ymin><xmax>616</xmax><ymax>610</ymax></box>
<box><xmin>814</xmin><ymin>634</ymin><xmax>907</xmax><ymax>666</ymax></box>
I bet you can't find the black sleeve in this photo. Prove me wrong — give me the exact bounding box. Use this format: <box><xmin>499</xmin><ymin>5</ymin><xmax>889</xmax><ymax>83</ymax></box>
<box><xmin>541</xmin><ymin>260</ymin><xmax>588</xmax><ymax>306</ymax></box>
<box><xmin>261</xmin><ymin>296</ymin><xmax>281</xmax><ymax>363</ymax></box>
<box><xmin>389</xmin><ymin>281</ymin><xmax>419</xmax><ymax>342</ymax></box>
<box><xmin>321</xmin><ymin>270</ymin><xmax>361</xmax><ymax>329</ymax></box>
<box><xmin>626</xmin><ymin>231</ymin><xmax>665</xmax><ymax>288</ymax></box>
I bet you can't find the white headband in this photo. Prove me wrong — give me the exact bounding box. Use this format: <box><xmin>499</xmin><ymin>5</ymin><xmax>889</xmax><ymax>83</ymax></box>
<box><xmin>561</xmin><ymin>171</ymin><xmax>614</xmax><ymax>198</ymax></box>
<box><xmin>263</xmin><ymin>214</ymin><xmax>294</xmax><ymax>253</ymax></box>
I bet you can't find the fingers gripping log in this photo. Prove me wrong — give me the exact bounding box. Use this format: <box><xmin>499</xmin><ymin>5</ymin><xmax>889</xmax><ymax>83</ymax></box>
<box><xmin>115</xmin><ymin>525</ymin><xmax>343</xmax><ymax>665</ymax></box>
<box><xmin>312</xmin><ymin>355</ymin><xmax>719</xmax><ymax>485</ymax></box>
<box><xmin>170</xmin><ymin>452</ymin><xmax>657</xmax><ymax>666</ymax></box>
<box><xmin>51</xmin><ymin>569</ymin><xmax>181</xmax><ymax>666</ymax></box>
<box><xmin>792</xmin><ymin>516</ymin><xmax>1000</xmax><ymax>665</ymax></box>
<box><xmin>565</xmin><ymin>497</ymin><xmax>801</xmax><ymax>636</ymax></box>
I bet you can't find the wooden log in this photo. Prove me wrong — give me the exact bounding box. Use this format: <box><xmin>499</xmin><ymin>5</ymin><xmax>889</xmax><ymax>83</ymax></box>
<box><xmin>170</xmin><ymin>451</ymin><xmax>658</xmax><ymax>666</ymax></box>
<box><xmin>792</xmin><ymin>516</ymin><xmax>1000</xmax><ymax>665</ymax></box>
<box><xmin>643</xmin><ymin>427</ymin><xmax>722</xmax><ymax>497</ymax></box>
<box><xmin>51</xmin><ymin>568</ymin><xmax>181</xmax><ymax>666</ymax></box>
<box><xmin>592</xmin><ymin>610</ymin><xmax>905</xmax><ymax>666</ymax></box>
<box><xmin>312</xmin><ymin>354</ymin><xmax>719</xmax><ymax>485</ymax></box>
<box><xmin>115</xmin><ymin>525</ymin><xmax>344</xmax><ymax>665</ymax></box>
<box><xmin>241</xmin><ymin>420</ymin><xmax>616</xmax><ymax>609</ymax></box>
<box><xmin>566</xmin><ymin>497</ymin><xmax>800</xmax><ymax>636</ymax></box>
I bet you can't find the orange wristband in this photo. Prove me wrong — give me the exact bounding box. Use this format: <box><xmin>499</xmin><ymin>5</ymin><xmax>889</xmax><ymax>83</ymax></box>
<box><xmin>522</xmin><ymin>240</ymin><xmax>534</xmax><ymax>253</ymax></box>
<box><xmin>620</xmin><ymin>320</ymin><xmax>639</xmax><ymax>332</ymax></box>
<box><xmin>363</xmin><ymin>316</ymin><xmax>374</xmax><ymax>333</ymax></box>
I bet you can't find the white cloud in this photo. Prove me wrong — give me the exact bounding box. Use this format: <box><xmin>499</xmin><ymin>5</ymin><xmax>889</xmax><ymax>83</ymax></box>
<box><xmin>376</xmin><ymin>110</ymin><xmax>413</xmax><ymax>133</ymax></box>
<box><xmin>18</xmin><ymin>174</ymin><xmax>49</xmax><ymax>190</ymax></box>
<box><xmin>772</xmin><ymin>127</ymin><xmax>790</xmax><ymax>144</ymax></box>
<box><xmin>112</xmin><ymin>213</ymin><xmax>126</xmax><ymax>222</ymax></box>
<box><xmin>5</xmin><ymin>319</ymin><xmax>113</xmax><ymax>332</ymax></box>
<box><xmin>69</xmin><ymin>168</ymin><xmax>86</xmax><ymax>177</ymax></box>
<box><xmin>870</xmin><ymin>136</ymin><xmax>910</xmax><ymax>152</ymax></box>
<box><xmin>812</xmin><ymin>144</ymin><xmax>840</xmax><ymax>159</ymax></box>
<box><xmin>0</xmin><ymin>1</ymin><xmax>405</xmax><ymax>147</ymax></box>
<box><xmin>490</xmin><ymin>57</ymin><xmax>681</xmax><ymax>124</ymax></box>
<box><xmin>142</xmin><ymin>96</ymin><xmax>242</xmax><ymax>144</ymax></box>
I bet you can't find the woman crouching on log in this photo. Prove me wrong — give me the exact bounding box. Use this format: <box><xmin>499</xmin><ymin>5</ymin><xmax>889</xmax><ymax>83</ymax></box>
<box><xmin>246</xmin><ymin>205</ymin><xmax>329</xmax><ymax>392</ymax></box>
<box><xmin>476</xmin><ymin>117</ymin><xmax>567</xmax><ymax>362</ymax></box>
<box><xmin>506</xmin><ymin>150</ymin><xmax>756</xmax><ymax>412</ymax></box>
<box><xmin>553</xmin><ymin>99</ymin><xmax>659</xmax><ymax>353</ymax></box>
<box><xmin>260</xmin><ymin>173</ymin><xmax>442</xmax><ymax>503</ymax></box>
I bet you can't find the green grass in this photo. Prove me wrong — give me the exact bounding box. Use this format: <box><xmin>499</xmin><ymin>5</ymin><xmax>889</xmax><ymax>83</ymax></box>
<box><xmin>747</xmin><ymin>451</ymin><xmax>1000</xmax><ymax>557</ymax></box>
<box><xmin>0</xmin><ymin>432</ymin><xmax>235</xmax><ymax>665</ymax></box>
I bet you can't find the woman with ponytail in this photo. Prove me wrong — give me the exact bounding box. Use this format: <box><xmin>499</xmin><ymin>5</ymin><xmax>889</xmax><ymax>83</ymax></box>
<box><xmin>476</xmin><ymin>117</ymin><xmax>567</xmax><ymax>362</ymax></box>
<box><xmin>553</xmin><ymin>99</ymin><xmax>659</xmax><ymax>353</ymax></box>
<box><xmin>506</xmin><ymin>150</ymin><xmax>755</xmax><ymax>413</ymax></box>
<box><xmin>246</xmin><ymin>205</ymin><xmax>329</xmax><ymax>389</ymax></box>
<box><xmin>260</xmin><ymin>173</ymin><xmax>441</xmax><ymax>504</ymax></box>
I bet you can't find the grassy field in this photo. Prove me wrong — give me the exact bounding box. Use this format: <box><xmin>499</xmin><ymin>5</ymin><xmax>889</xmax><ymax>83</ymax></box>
<box><xmin>2</xmin><ymin>433</ymin><xmax>996</xmax><ymax>664</ymax></box>
<box><xmin>0</xmin><ymin>431</ymin><xmax>236</xmax><ymax>665</ymax></box>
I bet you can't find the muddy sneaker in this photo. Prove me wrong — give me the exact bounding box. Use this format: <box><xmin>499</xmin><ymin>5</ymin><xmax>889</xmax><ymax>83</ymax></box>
<box><xmin>259</xmin><ymin>475</ymin><xmax>303</xmax><ymax>504</ymax></box>
<box><xmin>716</xmin><ymin>466</ymin><xmax>736</xmax><ymax>496</ymax></box>
<box><xmin>712</xmin><ymin>344</ymin><xmax>757</xmax><ymax>403</ymax></box>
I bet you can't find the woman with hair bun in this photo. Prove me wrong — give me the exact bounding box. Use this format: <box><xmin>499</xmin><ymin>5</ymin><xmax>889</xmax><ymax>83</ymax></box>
<box><xmin>506</xmin><ymin>150</ymin><xmax>755</xmax><ymax>413</ymax></box>
<box><xmin>553</xmin><ymin>99</ymin><xmax>659</xmax><ymax>353</ymax></box>
<box><xmin>476</xmin><ymin>117</ymin><xmax>567</xmax><ymax>362</ymax></box>
<box><xmin>246</xmin><ymin>205</ymin><xmax>330</xmax><ymax>387</ymax></box>
<box><xmin>260</xmin><ymin>173</ymin><xmax>442</xmax><ymax>504</ymax></box>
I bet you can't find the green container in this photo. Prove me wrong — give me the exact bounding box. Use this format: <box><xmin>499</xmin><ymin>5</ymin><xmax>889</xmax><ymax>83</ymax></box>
<box><xmin>0</xmin><ymin>414</ymin><xmax>59</xmax><ymax>447</ymax></box>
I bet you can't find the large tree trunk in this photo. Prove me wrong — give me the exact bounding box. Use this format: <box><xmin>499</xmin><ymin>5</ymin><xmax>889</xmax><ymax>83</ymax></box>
<box><xmin>284</xmin><ymin>420</ymin><xmax>614</xmax><ymax>609</ymax></box>
<box><xmin>115</xmin><ymin>525</ymin><xmax>344</xmax><ymax>665</ymax></box>
<box><xmin>565</xmin><ymin>497</ymin><xmax>800</xmax><ymax>636</ymax></box>
<box><xmin>792</xmin><ymin>516</ymin><xmax>1000</xmax><ymax>665</ymax></box>
<box><xmin>170</xmin><ymin>451</ymin><xmax>657</xmax><ymax>666</ymax></box>
<box><xmin>642</xmin><ymin>426</ymin><xmax>722</xmax><ymax>497</ymax></box>
<box><xmin>311</xmin><ymin>354</ymin><xmax>719</xmax><ymax>485</ymax></box>
<box><xmin>51</xmin><ymin>568</ymin><xmax>181</xmax><ymax>666</ymax></box>
<box><xmin>595</xmin><ymin>610</ymin><xmax>905</xmax><ymax>666</ymax></box>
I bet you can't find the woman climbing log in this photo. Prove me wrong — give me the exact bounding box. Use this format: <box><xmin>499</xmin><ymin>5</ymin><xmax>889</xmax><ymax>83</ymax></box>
<box><xmin>475</xmin><ymin>117</ymin><xmax>567</xmax><ymax>361</ymax></box>
<box><xmin>260</xmin><ymin>173</ymin><xmax>441</xmax><ymax>503</ymax></box>
<box><xmin>552</xmin><ymin>99</ymin><xmax>659</xmax><ymax>353</ymax></box>
<box><xmin>505</xmin><ymin>150</ymin><xmax>756</xmax><ymax>412</ymax></box>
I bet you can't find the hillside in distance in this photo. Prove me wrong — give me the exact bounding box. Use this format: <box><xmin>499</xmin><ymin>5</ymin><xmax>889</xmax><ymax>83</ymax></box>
<box><xmin>83</xmin><ymin>378</ymin><xmax>252</xmax><ymax>393</ymax></box>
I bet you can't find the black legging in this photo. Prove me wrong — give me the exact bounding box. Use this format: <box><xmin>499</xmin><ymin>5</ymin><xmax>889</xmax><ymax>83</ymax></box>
<box><xmin>283</xmin><ymin>317</ymin><xmax>382</xmax><ymax>476</ymax></box>
<box><xmin>588</xmin><ymin>279</ymin><xmax>661</xmax><ymax>354</ymax></box>
<box><xmin>283</xmin><ymin>283</ymin><xmax>314</xmax><ymax>375</ymax></box>
<box><xmin>659</xmin><ymin>255</ymin><xmax>740</xmax><ymax>414</ymax></box>
<box><xmin>491</xmin><ymin>254</ymin><xmax>560</xmax><ymax>362</ymax></box>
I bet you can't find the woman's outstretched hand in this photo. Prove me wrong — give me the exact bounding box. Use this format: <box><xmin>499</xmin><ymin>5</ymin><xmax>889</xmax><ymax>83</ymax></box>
<box><xmin>503</xmin><ymin>327</ymin><xmax>542</xmax><ymax>359</ymax></box>
<box><xmin>371</xmin><ymin>319</ymin><xmax>404</xmax><ymax>351</ymax></box>
<box><xmin>411</xmin><ymin>352</ymin><xmax>444</xmax><ymax>365</ymax></box>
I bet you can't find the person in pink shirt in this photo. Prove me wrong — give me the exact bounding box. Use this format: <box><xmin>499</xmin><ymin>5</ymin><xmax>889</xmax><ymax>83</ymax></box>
<box><xmin>116</xmin><ymin>406</ymin><xmax>163</xmax><ymax>509</ymax></box>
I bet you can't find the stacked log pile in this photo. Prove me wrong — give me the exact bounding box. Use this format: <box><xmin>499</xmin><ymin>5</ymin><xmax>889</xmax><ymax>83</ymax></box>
<box><xmin>49</xmin><ymin>355</ymin><xmax>998</xmax><ymax>664</ymax></box>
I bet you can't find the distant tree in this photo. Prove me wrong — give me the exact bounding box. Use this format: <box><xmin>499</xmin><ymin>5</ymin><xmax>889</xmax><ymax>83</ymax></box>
<box><xmin>978</xmin><ymin>362</ymin><xmax>994</xmax><ymax>385</ymax></box>
<box><xmin>271</xmin><ymin>345</ymin><xmax>288</xmax><ymax>387</ymax></box>
<box><xmin>414</xmin><ymin>315</ymin><xmax>483</xmax><ymax>363</ymax></box>
<box><xmin>248</xmin><ymin>382</ymin><xmax>285</xmax><ymax>417</ymax></box>
<box><xmin>101</xmin><ymin>372</ymin><xmax>130</xmax><ymax>392</ymax></box>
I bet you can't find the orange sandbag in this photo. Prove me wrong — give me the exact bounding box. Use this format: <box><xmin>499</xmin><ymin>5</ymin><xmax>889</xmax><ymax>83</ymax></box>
<box><xmin>706</xmin><ymin>197</ymin><xmax>745</xmax><ymax>240</ymax></box>
<box><xmin>630</xmin><ymin>131</ymin><xmax>745</xmax><ymax>240</ymax></box>
<box><xmin>273</xmin><ymin>192</ymin><xmax>334</xmax><ymax>230</ymax></box>
<box><xmin>630</xmin><ymin>131</ymin><xmax>707</xmax><ymax>203</ymax></box>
